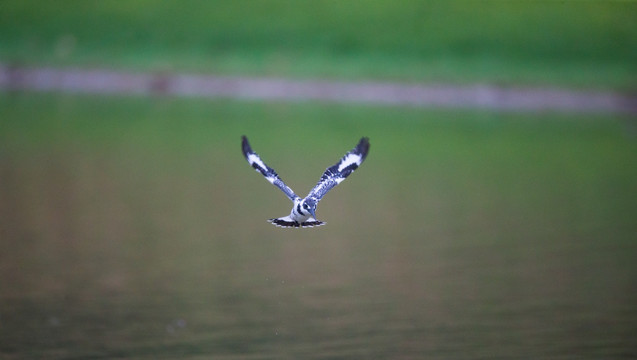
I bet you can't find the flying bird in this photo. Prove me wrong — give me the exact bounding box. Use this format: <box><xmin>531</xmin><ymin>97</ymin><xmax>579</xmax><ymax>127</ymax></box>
<box><xmin>241</xmin><ymin>136</ymin><xmax>370</xmax><ymax>228</ymax></box>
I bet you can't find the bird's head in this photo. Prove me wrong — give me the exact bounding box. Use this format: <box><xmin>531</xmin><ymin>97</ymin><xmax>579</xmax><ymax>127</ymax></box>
<box><xmin>301</xmin><ymin>198</ymin><xmax>318</xmax><ymax>219</ymax></box>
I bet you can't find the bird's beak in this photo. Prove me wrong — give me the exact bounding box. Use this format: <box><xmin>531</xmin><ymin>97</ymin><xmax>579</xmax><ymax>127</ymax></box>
<box><xmin>309</xmin><ymin>208</ymin><xmax>317</xmax><ymax>219</ymax></box>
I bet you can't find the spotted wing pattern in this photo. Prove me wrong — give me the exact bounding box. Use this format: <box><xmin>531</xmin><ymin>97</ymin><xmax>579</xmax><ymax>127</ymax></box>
<box><xmin>241</xmin><ymin>136</ymin><xmax>299</xmax><ymax>202</ymax></box>
<box><xmin>307</xmin><ymin>137</ymin><xmax>370</xmax><ymax>202</ymax></box>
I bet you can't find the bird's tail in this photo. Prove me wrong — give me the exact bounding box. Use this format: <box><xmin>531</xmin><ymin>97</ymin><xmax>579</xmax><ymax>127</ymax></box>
<box><xmin>268</xmin><ymin>216</ymin><xmax>325</xmax><ymax>228</ymax></box>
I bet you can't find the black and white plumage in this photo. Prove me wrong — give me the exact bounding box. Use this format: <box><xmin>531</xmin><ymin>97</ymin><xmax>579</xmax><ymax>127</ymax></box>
<box><xmin>241</xmin><ymin>136</ymin><xmax>370</xmax><ymax>228</ymax></box>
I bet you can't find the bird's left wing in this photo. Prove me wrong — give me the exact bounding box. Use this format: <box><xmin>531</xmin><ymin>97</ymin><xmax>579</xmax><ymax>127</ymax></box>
<box><xmin>307</xmin><ymin>137</ymin><xmax>370</xmax><ymax>202</ymax></box>
<box><xmin>242</xmin><ymin>136</ymin><xmax>299</xmax><ymax>202</ymax></box>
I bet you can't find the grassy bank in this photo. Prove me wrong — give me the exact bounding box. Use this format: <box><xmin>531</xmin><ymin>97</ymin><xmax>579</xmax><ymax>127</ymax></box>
<box><xmin>1</xmin><ymin>1</ymin><xmax>636</xmax><ymax>89</ymax></box>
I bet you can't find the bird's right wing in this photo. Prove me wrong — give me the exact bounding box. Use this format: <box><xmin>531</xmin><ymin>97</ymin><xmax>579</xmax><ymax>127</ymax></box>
<box><xmin>242</xmin><ymin>136</ymin><xmax>299</xmax><ymax>202</ymax></box>
<box><xmin>307</xmin><ymin>137</ymin><xmax>370</xmax><ymax>202</ymax></box>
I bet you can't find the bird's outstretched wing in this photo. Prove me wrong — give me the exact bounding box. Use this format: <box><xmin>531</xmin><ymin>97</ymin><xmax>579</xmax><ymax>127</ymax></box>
<box><xmin>242</xmin><ymin>136</ymin><xmax>299</xmax><ymax>202</ymax></box>
<box><xmin>307</xmin><ymin>137</ymin><xmax>370</xmax><ymax>202</ymax></box>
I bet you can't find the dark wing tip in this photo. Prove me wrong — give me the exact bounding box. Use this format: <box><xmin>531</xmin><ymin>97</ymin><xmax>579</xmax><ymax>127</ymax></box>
<box><xmin>357</xmin><ymin>137</ymin><xmax>370</xmax><ymax>160</ymax></box>
<box><xmin>241</xmin><ymin>135</ymin><xmax>251</xmax><ymax>158</ymax></box>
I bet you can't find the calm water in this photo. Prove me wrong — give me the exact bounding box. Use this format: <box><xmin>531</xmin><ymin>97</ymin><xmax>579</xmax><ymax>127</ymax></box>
<box><xmin>1</xmin><ymin>144</ymin><xmax>636</xmax><ymax>359</ymax></box>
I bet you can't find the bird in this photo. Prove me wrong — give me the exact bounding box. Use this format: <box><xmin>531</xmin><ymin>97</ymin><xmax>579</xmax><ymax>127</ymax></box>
<box><xmin>241</xmin><ymin>135</ymin><xmax>370</xmax><ymax>228</ymax></box>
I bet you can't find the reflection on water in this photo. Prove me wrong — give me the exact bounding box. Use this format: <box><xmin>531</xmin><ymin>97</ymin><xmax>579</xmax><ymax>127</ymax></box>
<box><xmin>1</xmin><ymin>146</ymin><xmax>636</xmax><ymax>359</ymax></box>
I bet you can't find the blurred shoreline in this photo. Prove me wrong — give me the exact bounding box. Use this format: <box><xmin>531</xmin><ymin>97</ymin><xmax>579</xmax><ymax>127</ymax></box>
<box><xmin>1</xmin><ymin>62</ymin><xmax>636</xmax><ymax>115</ymax></box>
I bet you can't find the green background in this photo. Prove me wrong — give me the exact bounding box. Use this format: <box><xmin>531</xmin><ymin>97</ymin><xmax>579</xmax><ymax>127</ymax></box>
<box><xmin>1</xmin><ymin>1</ymin><xmax>636</xmax><ymax>88</ymax></box>
<box><xmin>1</xmin><ymin>1</ymin><xmax>636</xmax><ymax>358</ymax></box>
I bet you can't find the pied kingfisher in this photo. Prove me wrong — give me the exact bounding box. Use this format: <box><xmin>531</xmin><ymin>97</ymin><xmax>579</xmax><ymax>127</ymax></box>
<box><xmin>242</xmin><ymin>136</ymin><xmax>370</xmax><ymax>228</ymax></box>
